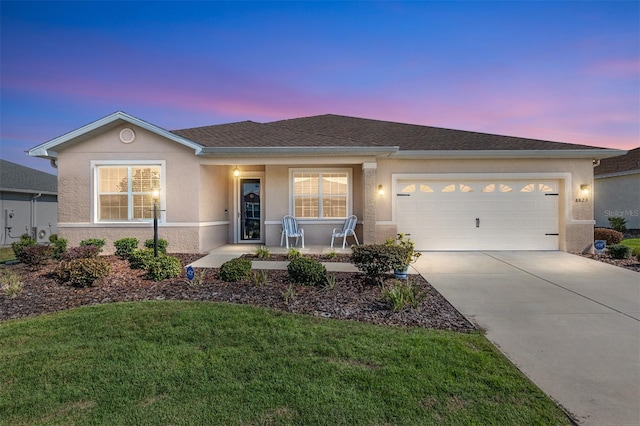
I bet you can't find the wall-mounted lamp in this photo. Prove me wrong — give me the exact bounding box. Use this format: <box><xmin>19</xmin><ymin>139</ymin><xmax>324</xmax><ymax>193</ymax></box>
<box><xmin>580</xmin><ymin>184</ymin><xmax>590</xmax><ymax>195</ymax></box>
<box><xmin>233</xmin><ymin>166</ymin><xmax>240</xmax><ymax>177</ymax></box>
<box><xmin>377</xmin><ymin>185</ymin><xmax>384</xmax><ymax>196</ymax></box>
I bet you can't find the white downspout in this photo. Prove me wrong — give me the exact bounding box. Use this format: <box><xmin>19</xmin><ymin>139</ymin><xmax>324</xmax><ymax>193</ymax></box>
<box><xmin>31</xmin><ymin>193</ymin><xmax>42</xmax><ymax>240</ymax></box>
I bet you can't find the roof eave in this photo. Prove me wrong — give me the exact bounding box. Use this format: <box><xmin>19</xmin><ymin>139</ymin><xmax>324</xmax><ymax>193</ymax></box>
<box><xmin>27</xmin><ymin>111</ymin><xmax>204</xmax><ymax>159</ymax></box>
<box><xmin>198</xmin><ymin>146</ymin><xmax>399</xmax><ymax>157</ymax></box>
<box><xmin>390</xmin><ymin>149</ymin><xmax>627</xmax><ymax>160</ymax></box>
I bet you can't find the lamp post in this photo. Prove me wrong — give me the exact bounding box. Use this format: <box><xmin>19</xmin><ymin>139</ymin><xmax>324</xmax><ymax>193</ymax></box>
<box><xmin>152</xmin><ymin>188</ymin><xmax>160</xmax><ymax>257</ymax></box>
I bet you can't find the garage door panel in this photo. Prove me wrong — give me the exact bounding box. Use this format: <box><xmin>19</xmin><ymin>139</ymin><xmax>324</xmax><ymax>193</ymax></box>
<box><xmin>396</xmin><ymin>179</ymin><xmax>559</xmax><ymax>251</ymax></box>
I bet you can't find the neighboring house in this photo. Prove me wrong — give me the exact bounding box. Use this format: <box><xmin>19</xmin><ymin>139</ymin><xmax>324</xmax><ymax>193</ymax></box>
<box><xmin>0</xmin><ymin>159</ymin><xmax>58</xmax><ymax>245</ymax></box>
<box><xmin>27</xmin><ymin>112</ymin><xmax>624</xmax><ymax>254</ymax></box>
<box><xmin>594</xmin><ymin>147</ymin><xmax>640</xmax><ymax>229</ymax></box>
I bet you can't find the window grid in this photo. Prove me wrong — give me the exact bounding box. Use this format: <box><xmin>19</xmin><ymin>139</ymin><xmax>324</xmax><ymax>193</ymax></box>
<box><xmin>293</xmin><ymin>171</ymin><xmax>348</xmax><ymax>219</ymax></box>
<box><xmin>98</xmin><ymin>166</ymin><xmax>160</xmax><ymax>221</ymax></box>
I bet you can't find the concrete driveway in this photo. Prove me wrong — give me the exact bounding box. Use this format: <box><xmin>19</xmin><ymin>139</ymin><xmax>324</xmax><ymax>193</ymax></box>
<box><xmin>412</xmin><ymin>251</ymin><xmax>639</xmax><ymax>426</ymax></box>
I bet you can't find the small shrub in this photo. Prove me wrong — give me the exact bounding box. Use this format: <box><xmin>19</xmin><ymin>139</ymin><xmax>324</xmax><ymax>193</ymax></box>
<box><xmin>594</xmin><ymin>228</ymin><xmax>623</xmax><ymax>245</ymax></box>
<box><xmin>608</xmin><ymin>217</ymin><xmax>627</xmax><ymax>233</ymax></box>
<box><xmin>351</xmin><ymin>244</ymin><xmax>407</xmax><ymax>285</ymax></box>
<box><xmin>11</xmin><ymin>234</ymin><xmax>36</xmax><ymax>263</ymax></box>
<box><xmin>324</xmin><ymin>251</ymin><xmax>338</xmax><ymax>260</ymax></box>
<box><xmin>382</xmin><ymin>280</ymin><xmax>426</xmax><ymax>312</ymax></box>
<box><xmin>608</xmin><ymin>244</ymin><xmax>632</xmax><ymax>259</ymax></box>
<box><xmin>282</xmin><ymin>284</ymin><xmax>296</xmax><ymax>303</ymax></box>
<box><xmin>219</xmin><ymin>257</ymin><xmax>252</xmax><ymax>282</ymax></box>
<box><xmin>144</xmin><ymin>238</ymin><xmax>168</xmax><ymax>255</ymax></box>
<box><xmin>54</xmin><ymin>258</ymin><xmax>111</xmax><ymax>287</ymax></box>
<box><xmin>114</xmin><ymin>237</ymin><xmax>139</xmax><ymax>260</ymax></box>
<box><xmin>287</xmin><ymin>257</ymin><xmax>327</xmax><ymax>286</ymax></box>
<box><xmin>188</xmin><ymin>269</ymin><xmax>207</xmax><ymax>287</ymax></box>
<box><xmin>60</xmin><ymin>245</ymin><xmax>99</xmax><ymax>261</ymax></box>
<box><xmin>128</xmin><ymin>249</ymin><xmax>155</xmax><ymax>270</ymax></box>
<box><xmin>255</xmin><ymin>246</ymin><xmax>270</xmax><ymax>259</ymax></box>
<box><xmin>0</xmin><ymin>269</ymin><xmax>23</xmax><ymax>298</ymax></box>
<box><xmin>287</xmin><ymin>248</ymin><xmax>302</xmax><ymax>260</ymax></box>
<box><xmin>325</xmin><ymin>274</ymin><xmax>336</xmax><ymax>290</ymax></box>
<box><xmin>251</xmin><ymin>270</ymin><xmax>269</xmax><ymax>286</ymax></box>
<box><xmin>50</xmin><ymin>237</ymin><xmax>68</xmax><ymax>260</ymax></box>
<box><xmin>80</xmin><ymin>238</ymin><xmax>106</xmax><ymax>253</ymax></box>
<box><xmin>19</xmin><ymin>245</ymin><xmax>53</xmax><ymax>267</ymax></box>
<box><xmin>145</xmin><ymin>255</ymin><xmax>181</xmax><ymax>281</ymax></box>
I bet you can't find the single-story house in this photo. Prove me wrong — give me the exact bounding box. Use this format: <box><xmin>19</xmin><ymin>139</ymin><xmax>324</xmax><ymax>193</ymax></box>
<box><xmin>594</xmin><ymin>147</ymin><xmax>640</xmax><ymax>229</ymax></box>
<box><xmin>0</xmin><ymin>159</ymin><xmax>58</xmax><ymax>245</ymax></box>
<box><xmin>26</xmin><ymin>112</ymin><xmax>625</xmax><ymax>254</ymax></box>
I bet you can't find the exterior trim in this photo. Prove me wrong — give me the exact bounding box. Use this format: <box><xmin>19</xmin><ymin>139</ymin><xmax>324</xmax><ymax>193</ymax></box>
<box><xmin>595</xmin><ymin>169</ymin><xmax>640</xmax><ymax>179</ymax></box>
<box><xmin>28</xmin><ymin>111</ymin><xmax>204</xmax><ymax>159</ymax></box>
<box><xmin>391</xmin><ymin>149</ymin><xmax>625</xmax><ymax>160</ymax></box>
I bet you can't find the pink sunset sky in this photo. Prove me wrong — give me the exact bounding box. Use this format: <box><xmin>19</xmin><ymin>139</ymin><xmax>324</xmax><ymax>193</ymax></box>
<box><xmin>1</xmin><ymin>1</ymin><xmax>638</xmax><ymax>173</ymax></box>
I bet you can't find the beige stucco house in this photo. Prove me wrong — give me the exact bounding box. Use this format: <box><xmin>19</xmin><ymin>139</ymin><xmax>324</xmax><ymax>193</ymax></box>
<box><xmin>27</xmin><ymin>112</ymin><xmax>625</xmax><ymax>254</ymax></box>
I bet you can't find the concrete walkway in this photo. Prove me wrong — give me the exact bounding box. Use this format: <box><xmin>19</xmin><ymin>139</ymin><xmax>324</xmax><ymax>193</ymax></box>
<box><xmin>412</xmin><ymin>251</ymin><xmax>640</xmax><ymax>426</ymax></box>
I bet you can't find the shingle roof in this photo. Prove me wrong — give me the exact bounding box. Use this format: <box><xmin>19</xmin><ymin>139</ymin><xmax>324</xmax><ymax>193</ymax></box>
<box><xmin>0</xmin><ymin>159</ymin><xmax>57</xmax><ymax>194</ymax></box>
<box><xmin>268</xmin><ymin>114</ymin><xmax>607</xmax><ymax>151</ymax></box>
<box><xmin>594</xmin><ymin>147</ymin><xmax>640</xmax><ymax>176</ymax></box>
<box><xmin>172</xmin><ymin>120</ymin><xmax>364</xmax><ymax>148</ymax></box>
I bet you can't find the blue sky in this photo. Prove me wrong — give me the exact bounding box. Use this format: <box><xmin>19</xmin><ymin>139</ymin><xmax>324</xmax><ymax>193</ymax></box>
<box><xmin>1</xmin><ymin>1</ymin><xmax>638</xmax><ymax>173</ymax></box>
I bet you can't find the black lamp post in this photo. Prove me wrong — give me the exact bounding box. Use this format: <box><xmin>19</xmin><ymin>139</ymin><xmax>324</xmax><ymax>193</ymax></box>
<box><xmin>152</xmin><ymin>188</ymin><xmax>160</xmax><ymax>257</ymax></box>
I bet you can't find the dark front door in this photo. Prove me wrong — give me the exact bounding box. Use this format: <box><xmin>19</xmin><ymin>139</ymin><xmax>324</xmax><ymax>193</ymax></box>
<box><xmin>240</xmin><ymin>178</ymin><xmax>261</xmax><ymax>241</ymax></box>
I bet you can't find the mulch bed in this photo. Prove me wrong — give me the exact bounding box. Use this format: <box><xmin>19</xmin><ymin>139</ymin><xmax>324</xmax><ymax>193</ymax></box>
<box><xmin>0</xmin><ymin>254</ymin><xmax>476</xmax><ymax>332</ymax></box>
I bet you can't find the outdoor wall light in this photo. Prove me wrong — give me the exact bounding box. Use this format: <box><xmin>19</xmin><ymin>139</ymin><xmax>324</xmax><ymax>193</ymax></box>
<box><xmin>580</xmin><ymin>184</ymin><xmax>590</xmax><ymax>195</ymax></box>
<box><xmin>233</xmin><ymin>166</ymin><xmax>240</xmax><ymax>177</ymax></box>
<box><xmin>378</xmin><ymin>184</ymin><xmax>384</xmax><ymax>196</ymax></box>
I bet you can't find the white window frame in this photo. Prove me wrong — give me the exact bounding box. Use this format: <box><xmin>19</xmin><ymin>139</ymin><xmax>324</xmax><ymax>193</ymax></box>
<box><xmin>92</xmin><ymin>160</ymin><xmax>166</xmax><ymax>224</ymax></box>
<box><xmin>289</xmin><ymin>168</ymin><xmax>352</xmax><ymax>220</ymax></box>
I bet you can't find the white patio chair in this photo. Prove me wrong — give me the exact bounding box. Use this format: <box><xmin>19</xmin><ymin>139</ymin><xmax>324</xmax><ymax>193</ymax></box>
<box><xmin>280</xmin><ymin>215</ymin><xmax>304</xmax><ymax>249</ymax></box>
<box><xmin>330</xmin><ymin>215</ymin><xmax>360</xmax><ymax>249</ymax></box>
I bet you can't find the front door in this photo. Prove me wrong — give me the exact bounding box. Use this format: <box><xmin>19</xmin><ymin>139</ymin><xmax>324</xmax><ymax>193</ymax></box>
<box><xmin>239</xmin><ymin>178</ymin><xmax>262</xmax><ymax>242</ymax></box>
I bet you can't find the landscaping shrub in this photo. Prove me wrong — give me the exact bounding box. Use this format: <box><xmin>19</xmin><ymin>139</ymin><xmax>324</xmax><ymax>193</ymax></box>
<box><xmin>144</xmin><ymin>238</ymin><xmax>168</xmax><ymax>255</ymax></box>
<box><xmin>608</xmin><ymin>244</ymin><xmax>632</xmax><ymax>259</ymax></box>
<box><xmin>128</xmin><ymin>249</ymin><xmax>156</xmax><ymax>270</ymax></box>
<box><xmin>80</xmin><ymin>238</ymin><xmax>106</xmax><ymax>253</ymax></box>
<box><xmin>19</xmin><ymin>245</ymin><xmax>53</xmax><ymax>267</ymax></box>
<box><xmin>145</xmin><ymin>255</ymin><xmax>181</xmax><ymax>281</ymax></box>
<box><xmin>382</xmin><ymin>279</ymin><xmax>426</xmax><ymax>312</ymax></box>
<box><xmin>287</xmin><ymin>248</ymin><xmax>302</xmax><ymax>260</ymax></box>
<box><xmin>54</xmin><ymin>258</ymin><xmax>111</xmax><ymax>287</ymax></box>
<box><xmin>59</xmin><ymin>245</ymin><xmax>100</xmax><ymax>261</ymax></box>
<box><xmin>287</xmin><ymin>256</ymin><xmax>327</xmax><ymax>286</ymax></box>
<box><xmin>0</xmin><ymin>269</ymin><xmax>23</xmax><ymax>298</ymax></box>
<box><xmin>49</xmin><ymin>237</ymin><xmax>68</xmax><ymax>260</ymax></box>
<box><xmin>114</xmin><ymin>237</ymin><xmax>139</xmax><ymax>260</ymax></box>
<box><xmin>608</xmin><ymin>217</ymin><xmax>627</xmax><ymax>233</ymax></box>
<box><xmin>594</xmin><ymin>228</ymin><xmax>623</xmax><ymax>245</ymax></box>
<box><xmin>255</xmin><ymin>246</ymin><xmax>270</xmax><ymax>259</ymax></box>
<box><xmin>351</xmin><ymin>244</ymin><xmax>407</xmax><ymax>285</ymax></box>
<box><xmin>219</xmin><ymin>257</ymin><xmax>252</xmax><ymax>282</ymax></box>
<box><xmin>11</xmin><ymin>234</ymin><xmax>36</xmax><ymax>263</ymax></box>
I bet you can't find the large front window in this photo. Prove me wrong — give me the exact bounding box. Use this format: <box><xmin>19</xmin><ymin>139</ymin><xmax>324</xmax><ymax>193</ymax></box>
<box><xmin>97</xmin><ymin>165</ymin><xmax>161</xmax><ymax>221</ymax></box>
<box><xmin>292</xmin><ymin>170</ymin><xmax>350</xmax><ymax>218</ymax></box>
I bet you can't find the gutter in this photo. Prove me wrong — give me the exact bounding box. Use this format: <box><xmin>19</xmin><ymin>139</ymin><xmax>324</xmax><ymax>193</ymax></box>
<box><xmin>390</xmin><ymin>149</ymin><xmax>627</xmax><ymax>160</ymax></box>
<box><xmin>198</xmin><ymin>146</ymin><xmax>399</xmax><ymax>157</ymax></box>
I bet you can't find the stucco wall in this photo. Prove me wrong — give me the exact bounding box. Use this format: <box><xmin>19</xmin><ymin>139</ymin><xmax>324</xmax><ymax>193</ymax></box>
<box><xmin>594</xmin><ymin>173</ymin><xmax>640</xmax><ymax>229</ymax></box>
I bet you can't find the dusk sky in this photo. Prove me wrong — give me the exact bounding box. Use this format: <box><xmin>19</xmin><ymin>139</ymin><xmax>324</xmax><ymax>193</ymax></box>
<box><xmin>1</xmin><ymin>1</ymin><xmax>638</xmax><ymax>173</ymax></box>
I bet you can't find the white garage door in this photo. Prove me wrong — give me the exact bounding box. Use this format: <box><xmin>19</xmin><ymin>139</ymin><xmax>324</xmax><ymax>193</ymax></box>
<box><xmin>396</xmin><ymin>180</ymin><xmax>559</xmax><ymax>250</ymax></box>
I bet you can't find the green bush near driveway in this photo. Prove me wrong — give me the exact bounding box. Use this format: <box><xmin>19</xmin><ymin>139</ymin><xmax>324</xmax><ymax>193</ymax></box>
<box><xmin>0</xmin><ymin>301</ymin><xmax>572</xmax><ymax>425</ymax></box>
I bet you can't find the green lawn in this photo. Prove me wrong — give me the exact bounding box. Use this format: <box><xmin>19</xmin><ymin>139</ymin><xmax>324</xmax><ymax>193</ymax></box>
<box><xmin>0</xmin><ymin>301</ymin><xmax>570</xmax><ymax>425</ymax></box>
<box><xmin>621</xmin><ymin>238</ymin><xmax>640</xmax><ymax>251</ymax></box>
<box><xmin>0</xmin><ymin>247</ymin><xmax>16</xmax><ymax>263</ymax></box>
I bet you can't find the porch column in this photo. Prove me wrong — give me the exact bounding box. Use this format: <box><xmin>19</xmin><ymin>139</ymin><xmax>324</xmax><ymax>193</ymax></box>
<box><xmin>362</xmin><ymin>162</ymin><xmax>377</xmax><ymax>244</ymax></box>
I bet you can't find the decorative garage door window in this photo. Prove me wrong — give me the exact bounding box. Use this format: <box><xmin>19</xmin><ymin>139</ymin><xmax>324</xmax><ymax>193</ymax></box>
<box><xmin>292</xmin><ymin>170</ymin><xmax>350</xmax><ymax>219</ymax></box>
<box><xmin>400</xmin><ymin>181</ymin><xmax>557</xmax><ymax>194</ymax></box>
<box><xmin>97</xmin><ymin>165</ymin><xmax>161</xmax><ymax>221</ymax></box>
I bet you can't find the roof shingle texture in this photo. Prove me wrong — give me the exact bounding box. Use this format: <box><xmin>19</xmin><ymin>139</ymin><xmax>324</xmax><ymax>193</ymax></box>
<box><xmin>0</xmin><ymin>159</ymin><xmax>57</xmax><ymax>193</ymax></box>
<box><xmin>172</xmin><ymin>114</ymin><xmax>606</xmax><ymax>151</ymax></box>
<box><xmin>595</xmin><ymin>147</ymin><xmax>640</xmax><ymax>175</ymax></box>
